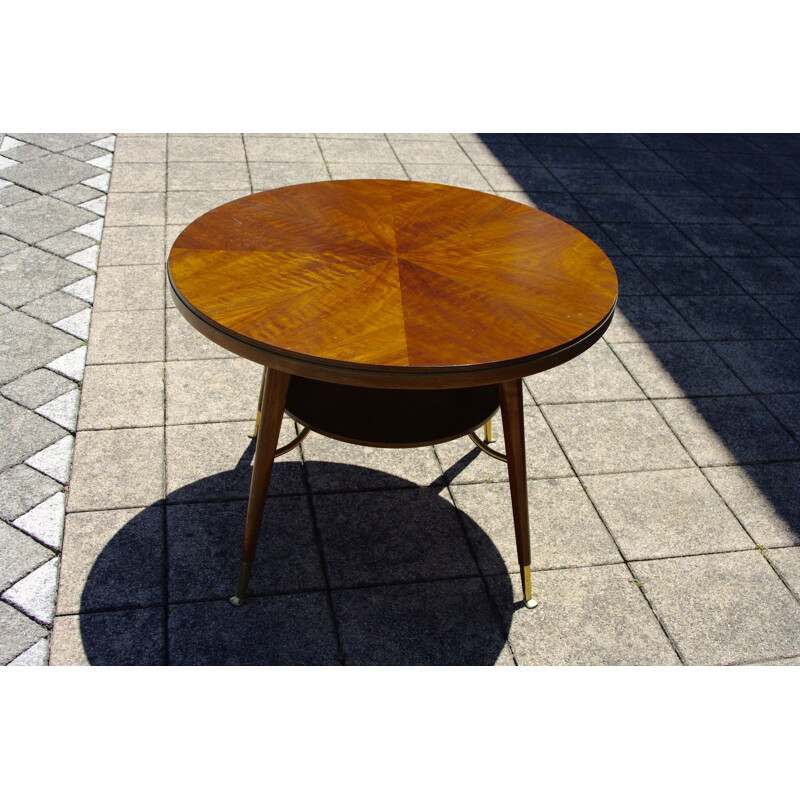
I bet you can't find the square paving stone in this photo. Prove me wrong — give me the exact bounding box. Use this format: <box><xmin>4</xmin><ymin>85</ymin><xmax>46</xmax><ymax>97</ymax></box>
<box><xmin>168</xmin><ymin>135</ymin><xmax>246</xmax><ymax>162</ymax></box>
<box><xmin>78</xmin><ymin>363</ymin><xmax>164</xmax><ymax>429</ymax></box>
<box><xmin>645</xmin><ymin>195</ymin><xmax>740</xmax><ymax>223</ymax></box>
<box><xmin>0</xmin><ymin>195</ymin><xmax>97</xmax><ymax>245</ymax></box>
<box><xmin>591</xmin><ymin>148</ymin><xmax>674</xmax><ymax>172</ymax></box>
<box><xmin>434</xmin><ymin>404</ymin><xmax>573</xmax><ymax>485</ymax></box>
<box><xmin>67</xmin><ymin>427</ymin><xmax>165</xmax><ymax>512</ymax></box>
<box><xmin>0</xmin><ymin>601</ymin><xmax>47</xmax><ymax>664</ymax></box>
<box><xmin>534</xmin><ymin>146</ymin><xmax>608</xmax><ymax>170</ymax></box>
<box><xmin>541</xmin><ymin>400</ymin><xmax>694</xmax><ymax>475</ymax></box>
<box><xmin>460</xmin><ymin>141</ymin><xmax>539</xmax><ymax>167</ymax></box>
<box><xmin>319</xmin><ymin>138</ymin><xmax>399</xmax><ymax>164</ymax></box>
<box><xmin>50</xmin><ymin>607</ymin><xmax>164</xmax><ymax>665</ymax></box>
<box><xmin>583</xmin><ymin>468</ymin><xmax>752</xmax><ymax>560</ymax></box>
<box><xmin>167</xmin><ymin>496</ymin><xmax>325</xmax><ymax>602</ymax></box>
<box><xmin>0</xmin><ymin>395</ymin><xmax>67</xmax><ymax>470</ymax></box>
<box><xmin>755</xmin><ymin>295</ymin><xmax>800</xmax><ymax>337</ymax></box>
<box><xmin>654</xmin><ymin>396</ymin><xmax>800</xmax><ymax>466</ymax></box>
<box><xmin>327</xmin><ymin>163</ymin><xmax>408</xmax><ymax>181</ymax></box>
<box><xmin>606</xmin><ymin>255</ymin><xmax>658</xmax><ymax>295</ymax></box>
<box><xmin>610</xmin><ymin>341</ymin><xmax>749</xmax><ymax>398</ymax></box>
<box><xmin>166</xmin><ymin>190</ymin><xmax>250</xmax><ymax>225</ymax></box>
<box><xmin>165</xmin><ymin>419</ymin><xmax>305</xmax><ymax>503</ymax></box>
<box><xmin>0</xmin><ymin>247</ymin><xmax>91</xmax><ymax>306</ymax></box>
<box><xmin>671</xmin><ymin>295</ymin><xmax>791</xmax><ymax>339</ymax></box>
<box><xmin>634</xmin><ymin>256</ymin><xmax>744</xmax><ymax>295</ymax></box>
<box><xmin>167</xmin><ymin>594</ymin><xmax>340</xmax><ymax>665</ymax></box>
<box><xmin>165</xmin><ymin>358</ymin><xmax>262</xmax><ymax>425</ymax></box>
<box><xmin>720</xmin><ymin>199</ymin><xmax>800</xmax><ymax>226</ymax></box>
<box><xmin>312</xmin><ymin>487</ymin><xmax>478</xmax><ymax>588</ymax></box>
<box><xmin>104</xmin><ymin>192</ymin><xmax>166</xmax><ymax>226</ymax></box>
<box><xmin>684</xmin><ymin>171</ymin><xmax>772</xmax><ymax>199</ymax></box>
<box><xmin>572</xmin><ymin>193</ymin><xmax>667</xmax><ymax>223</ymax></box>
<box><xmin>331</xmin><ymin>578</ymin><xmax>510</xmax><ymax>666</ymax></box>
<box><xmin>98</xmin><ymin>226</ymin><xmax>165</xmax><ymax>265</ymax></box>
<box><xmin>403</xmin><ymin>164</ymin><xmax>492</xmax><ymax>191</ymax></box>
<box><xmin>303</xmin><ymin>433</ymin><xmax>443</xmax><ymax>493</ymax></box>
<box><xmin>477</xmin><ymin>165</ymin><xmax>564</xmax><ymax>193</ymax></box>
<box><xmin>249</xmin><ymin>163</ymin><xmax>329</xmax><ymax>191</ymax></box>
<box><xmin>487</xmin><ymin>564</ymin><xmax>680</xmax><ymax>665</ymax></box>
<box><xmin>0</xmin><ymin>465</ymin><xmax>61</xmax><ymax>521</ymax></box>
<box><xmin>86</xmin><ymin>309</ymin><xmax>164</xmax><ymax>364</ymax></box>
<box><xmin>525</xmin><ymin>341</ymin><xmax>644</xmax><ymax>403</ymax></box>
<box><xmin>601</xmin><ymin>223</ymin><xmax>701</xmax><ymax>257</ymax></box>
<box><xmin>548</xmin><ymin>168</ymin><xmax>638</xmax><ymax>194</ymax></box>
<box><xmin>0</xmin><ymin>368</ymin><xmax>75</xmax><ymax>409</ymax></box>
<box><xmin>713</xmin><ymin>340</ymin><xmax>800</xmax><ymax>393</ymax></box>
<box><xmin>19</xmin><ymin>290</ymin><xmax>88</xmax><ymax>324</ymax></box>
<box><xmin>631</xmin><ymin>551</ymin><xmax>800</xmax><ymax>665</ymax></box>
<box><xmin>166</xmin><ymin>307</ymin><xmax>230</xmax><ymax>359</ymax></box>
<box><xmin>770</xmin><ymin>547</ymin><xmax>800</xmax><ymax>601</ymax></box>
<box><xmin>167</xmin><ymin>162</ymin><xmax>250</xmax><ymax>191</ymax></box>
<box><xmin>451</xmin><ymin>477</ymin><xmax>621</xmax><ymax>574</ymax></box>
<box><xmin>0</xmin><ymin>520</ymin><xmax>53</xmax><ymax>592</ymax></box>
<box><xmin>10</xmin><ymin>133</ymin><xmax>108</xmax><ymax>152</ymax></box>
<box><xmin>617</xmin><ymin>170</ymin><xmax>704</xmax><ymax>196</ymax></box>
<box><xmin>113</xmin><ymin>135</ymin><xmax>167</xmax><ymax>162</ymax></box>
<box><xmin>243</xmin><ymin>136</ymin><xmax>324</xmax><ymax>162</ymax></box>
<box><xmin>702</xmin><ymin>463</ymin><xmax>800</xmax><ymax>547</ymax></box>
<box><xmin>56</xmin><ymin>506</ymin><xmax>164</xmax><ymax>614</ymax></box>
<box><xmin>93</xmin><ymin>264</ymin><xmax>164</xmax><ymax>311</ymax></box>
<box><xmin>109</xmin><ymin>163</ymin><xmax>166</xmax><ymax>192</ymax></box>
<box><xmin>603</xmin><ymin>296</ymin><xmax>699</xmax><ymax>343</ymax></box>
<box><xmin>761</xmin><ymin>393</ymin><xmax>800</xmax><ymax>439</ymax></box>
<box><xmin>0</xmin><ymin>311</ymin><xmax>82</xmax><ymax>383</ymax></box>
<box><xmin>0</xmin><ymin>153</ymin><xmax>104</xmax><ymax>193</ymax></box>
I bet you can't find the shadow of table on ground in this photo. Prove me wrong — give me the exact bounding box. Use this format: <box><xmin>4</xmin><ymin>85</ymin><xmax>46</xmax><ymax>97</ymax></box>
<box><xmin>78</xmin><ymin>455</ymin><xmax>516</xmax><ymax>665</ymax></box>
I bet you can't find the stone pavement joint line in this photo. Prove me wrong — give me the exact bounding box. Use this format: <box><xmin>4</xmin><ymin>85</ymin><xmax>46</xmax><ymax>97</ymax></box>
<box><xmin>0</xmin><ymin>132</ymin><xmax>115</xmax><ymax>665</ymax></box>
<box><xmin>4</xmin><ymin>132</ymin><xmax>800</xmax><ymax>665</ymax></box>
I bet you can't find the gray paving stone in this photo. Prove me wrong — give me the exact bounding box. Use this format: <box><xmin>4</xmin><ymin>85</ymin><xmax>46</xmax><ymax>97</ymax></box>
<box><xmin>243</xmin><ymin>136</ymin><xmax>323</xmax><ymax>162</ymax></box>
<box><xmin>37</xmin><ymin>230</ymin><xmax>96</xmax><ymax>257</ymax></box>
<box><xmin>0</xmin><ymin>519</ymin><xmax>53</xmax><ymax>592</ymax></box>
<box><xmin>603</xmin><ymin>296</ymin><xmax>700</xmax><ymax>343</ymax></box>
<box><xmin>167</xmin><ymin>497</ymin><xmax>325</xmax><ymax>602</ymax></box>
<box><xmin>2</xmin><ymin>555</ymin><xmax>59</xmax><ymax>625</ymax></box>
<box><xmin>57</xmin><ymin>507</ymin><xmax>164</xmax><ymax>614</ymax></box>
<box><xmin>104</xmin><ymin>192</ymin><xmax>165</xmax><ymax>226</ymax></box>
<box><xmin>770</xmin><ymin>547</ymin><xmax>800</xmax><ymax>601</ymax></box>
<box><xmin>24</xmin><ymin>435</ymin><xmax>73</xmax><ymax>483</ymax></box>
<box><xmin>584</xmin><ymin>468</ymin><xmax>753</xmax><ymax>560</ymax></box>
<box><xmin>168</xmin><ymin>135</ymin><xmax>246</xmax><ymax>162</ymax></box>
<box><xmin>10</xmin><ymin>133</ymin><xmax>109</xmax><ymax>152</ymax></box>
<box><xmin>249</xmin><ymin>163</ymin><xmax>329</xmax><ymax>191</ymax></box>
<box><xmin>390</xmin><ymin>139</ymin><xmax>471</xmax><ymax>165</ymax></box>
<box><xmin>634</xmin><ymin>256</ymin><xmax>744</xmax><ymax>295</ymax></box>
<box><xmin>541</xmin><ymin>399</ymin><xmax>694</xmax><ymax>475</ymax></box>
<box><xmin>78</xmin><ymin>363</ymin><xmax>164</xmax><ymax>429</ymax></box>
<box><xmin>472</xmin><ymin>165</ymin><xmax>562</xmax><ymax>193</ymax></box>
<box><xmin>67</xmin><ymin>427</ymin><xmax>165</xmax><ymax>512</ymax></box>
<box><xmin>672</xmin><ymin>295</ymin><xmax>792</xmax><ymax>340</ymax></box>
<box><xmin>0</xmin><ymin>368</ymin><xmax>75</xmax><ymax>409</ymax></box>
<box><xmin>460</xmin><ymin>142</ymin><xmax>540</xmax><ymax>167</ymax></box>
<box><xmin>331</xmin><ymin>578</ymin><xmax>510</xmax><ymax>665</ymax></box>
<box><xmin>0</xmin><ymin>311</ymin><xmax>82</xmax><ymax>383</ymax></box>
<box><xmin>631</xmin><ymin>551</ymin><xmax>800</xmax><ymax>665</ymax></box>
<box><xmin>0</xmin><ymin>395</ymin><xmax>67</xmax><ymax>470</ymax></box>
<box><xmin>0</xmin><ymin>195</ymin><xmax>97</xmax><ymax>245</ymax></box>
<box><xmin>0</xmin><ymin>234</ymin><xmax>25</xmax><ymax>257</ymax></box>
<box><xmin>610</xmin><ymin>341</ymin><xmax>749</xmax><ymax>398</ymax></box>
<box><xmin>525</xmin><ymin>341</ymin><xmax>644</xmax><ymax>403</ymax></box>
<box><xmin>166</xmin><ymin>307</ymin><xmax>230</xmax><ymax>359</ymax></box>
<box><xmin>487</xmin><ymin>564</ymin><xmax>680</xmax><ymax>665</ymax></box>
<box><xmin>113</xmin><ymin>135</ymin><xmax>167</xmax><ymax>162</ymax></box>
<box><xmin>86</xmin><ymin>309</ymin><xmax>164</xmax><ymax>364</ymax></box>
<box><xmin>109</xmin><ymin>163</ymin><xmax>166</xmax><ymax>192</ymax></box>
<box><xmin>319</xmin><ymin>139</ymin><xmax>398</xmax><ymax>164</ymax></box>
<box><xmin>8</xmin><ymin>637</ymin><xmax>49</xmax><ymax>666</ymax></box>
<box><xmin>654</xmin><ymin>396</ymin><xmax>800</xmax><ymax>466</ymax></box>
<box><xmin>387</xmin><ymin>133</ymin><xmax>456</xmax><ymax>142</ymax></box>
<box><xmin>19</xmin><ymin>290</ymin><xmax>88</xmax><ymax>324</ymax></box>
<box><xmin>166</xmin><ymin>190</ymin><xmax>249</xmax><ymax>225</ymax></box>
<box><xmin>165</xmin><ymin>419</ymin><xmax>305</xmax><ymax>503</ymax></box>
<box><xmin>167</xmin><ymin>162</ymin><xmax>250</xmax><ymax>191</ymax></box>
<box><xmin>35</xmin><ymin>388</ymin><xmax>80</xmax><ymax>431</ymax></box>
<box><xmin>0</xmin><ymin>247</ymin><xmax>91</xmax><ymax>306</ymax></box>
<box><xmin>761</xmin><ymin>393</ymin><xmax>800</xmax><ymax>439</ymax></box>
<box><xmin>702</xmin><ymin>463</ymin><xmax>800</xmax><ymax>547</ymax></box>
<box><xmin>92</xmin><ymin>264</ymin><xmax>164</xmax><ymax>311</ymax></box>
<box><xmin>165</xmin><ymin>358</ymin><xmax>262</xmax><ymax>425</ymax></box>
<box><xmin>0</xmin><ymin>144</ymin><xmax>50</xmax><ymax>162</ymax></box>
<box><xmin>0</xmin><ymin>601</ymin><xmax>47</xmax><ymax>664</ymax></box>
<box><xmin>327</xmin><ymin>163</ymin><xmax>408</xmax><ymax>181</ymax></box>
<box><xmin>402</xmin><ymin>164</ymin><xmax>493</xmax><ymax>191</ymax></box>
<box><xmin>50</xmin><ymin>608</ymin><xmax>165</xmax><ymax>665</ymax></box>
<box><xmin>61</xmin><ymin>144</ymin><xmax>108</xmax><ymax>163</ymax></box>
<box><xmin>167</xmin><ymin>594</ymin><xmax>339</xmax><ymax>666</ymax></box>
<box><xmin>0</xmin><ymin>465</ymin><xmax>61</xmax><ymax>521</ymax></box>
<box><xmin>755</xmin><ymin>295</ymin><xmax>800</xmax><ymax>338</ymax></box>
<box><xmin>50</xmin><ymin>184</ymin><xmax>103</xmax><ymax>205</ymax></box>
<box><xmin>97</xmin><ymin>225</ymin><xmax>165</xmax><ymax>265</ymax></box>
<box><xmin>0</xmin><ymin>185</ymin><xmax>37</xmax><ymax>206</ymax></box>
<box><xmin>714</xmin><ymin>257</ymin><xmax>800</xmax><ymax>294</ymax></box>
<box><xmin>713</xmin><ymin>340</ymin><xmax>800</xmax><ymax>394</ymax></box>
<box><xmin>316</xmin><ymin>133</ymin><xmax>384</xmax><ymax>139</ymax></box>
<box><xmin>13</xmin><ymin>491</ymin><xmax>65</xmax><ymax>549</ymax></box>
<box><xmin>434</xmin><ymin>405</ymin><xmax>573</xmax><ymax>485</ymax></box>
<box><xmin>0</xmin><ymin>153</ymin><xmax>104</xmax><ymax>193</ymax></box>
<box><xmin>451</xmin><ymin>477</ymin><xmax>622</xmax><ymax>574</ymax></box>
<box><xmin>312</xmin><ymin>486</ymin><xmax>478</xmax><ymax>588</ymax></box>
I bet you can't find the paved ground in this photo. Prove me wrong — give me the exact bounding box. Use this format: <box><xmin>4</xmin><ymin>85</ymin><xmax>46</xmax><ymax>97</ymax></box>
<box><xmin>3</xmin><ymin>132</ymin><xmax>800</xmax><ymax>665</ymax></box>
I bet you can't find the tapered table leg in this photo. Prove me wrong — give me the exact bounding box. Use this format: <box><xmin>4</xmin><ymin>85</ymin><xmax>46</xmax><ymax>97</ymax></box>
<box><xmin>251</xmin><ymin>366</ymin><xmax>268</xmax><ymax>437</ymax></box>
<box><xmin>499</xmin><ymin>379</ymin><xmax>538</xmax><ymax>609</ymax></box>
<box><xmin>230</xmin><ymin>367</ymin><xmax>291</xmax><ymax>606</ymax></box>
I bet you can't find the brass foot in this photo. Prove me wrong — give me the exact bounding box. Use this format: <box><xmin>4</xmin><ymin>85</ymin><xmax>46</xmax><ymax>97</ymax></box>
<box><xmin>484</xmin><ymin>419</ymin><xmax>496</xmax><ymax>444</ymax></box>
<box><xmin>251</xmin><ymin>410</ymin><xmax>262</xmax><ymax>438</ymax></box>
<box><xmin>229</xmin><ymin>561</ymin><xmax>253</xmax><ymax>607</ymax></box>
<box><xmin>521</xmin><ymin>564</ymin><xmax>538</xmax><ymax>609</ymax></box>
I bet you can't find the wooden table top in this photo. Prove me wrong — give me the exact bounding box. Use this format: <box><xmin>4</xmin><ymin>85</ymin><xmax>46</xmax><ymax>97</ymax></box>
<box><xmin>168</xmin><ymin>180</ymin><xmax>618</xmax><ymax>385</ymax></box>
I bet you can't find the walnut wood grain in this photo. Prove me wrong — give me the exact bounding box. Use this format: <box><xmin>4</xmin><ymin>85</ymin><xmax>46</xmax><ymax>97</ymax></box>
<box><xmin>168</xmin><ymin>180</ymin><xmax>618</xmax><ymax>385</ymax></box>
